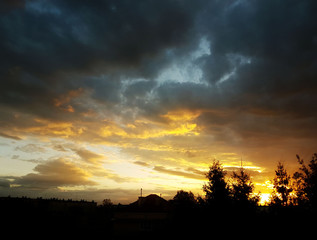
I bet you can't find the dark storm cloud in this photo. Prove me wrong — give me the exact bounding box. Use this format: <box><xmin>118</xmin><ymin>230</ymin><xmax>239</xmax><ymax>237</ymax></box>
<box><xmin>0</xmin><ymin>0</ymin><xmax>25</xmax><ymax>13</ymax></box>
<box><xmin>199</xmin><ymin>0</ymin><xmax>317</xmax><ymax>110</ymax></box>
<box><xmin>1</xmin><ymin>0</ymin><xmax>317</xmax><ymax>142</ymax></box>
<box><xmin>144</xmin><ymin>0</ymin><xmax>317</xmax><ymax>141</ymax></box>
<box><xmin>1</xmin><ymin>0</ymin><xmax>198</xmax><ymax>75</ymax></box>
<box><xmin>0</xmin><ymin>0</ymin><xmax>201</xmax><ymax>120</ymax></box>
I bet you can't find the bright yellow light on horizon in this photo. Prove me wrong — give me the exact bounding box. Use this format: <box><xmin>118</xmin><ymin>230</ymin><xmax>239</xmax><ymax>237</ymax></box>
<box><xmin>259</xmin><ymin>193</ymin><xmax>271</xmax><ymax>205</ymax></box>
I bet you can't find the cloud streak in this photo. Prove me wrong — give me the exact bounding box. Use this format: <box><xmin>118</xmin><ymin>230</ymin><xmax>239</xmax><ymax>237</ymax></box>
<box><xmin>153</xmin><ymin>166</ymin><xmax>205</xmax><ymax>180</ymax></box>
<box><xmin>0</xmin><ymin>132</ymin><xmax>22</xmax><ymax>140</ymax></box>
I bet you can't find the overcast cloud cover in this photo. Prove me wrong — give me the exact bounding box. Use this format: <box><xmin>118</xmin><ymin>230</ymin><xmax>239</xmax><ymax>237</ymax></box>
<box><xmin>1</xmin><ymin>0</ymin><xmax>317</xmax><ymax>203</ymax></box>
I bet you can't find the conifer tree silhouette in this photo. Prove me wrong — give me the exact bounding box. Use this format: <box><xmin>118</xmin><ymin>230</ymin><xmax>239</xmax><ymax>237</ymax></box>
<box><xmin>203</xmin><ymin>160</ymin><xmax>230</xmax><ymax>207</ymax></box>
<box><xmin>231</xmin><ymin>167</ymin><xmax>259</xmax><ymax>207</ymax></box>
<box><xmin>293</xmin><ymin>153</ymin><xmax>317</xmax><ymax>208</ymax></box>
<box><xmin>270</xmin><ymin>162</ymin><xmax>293</xmax><ymax>206</ymax></box>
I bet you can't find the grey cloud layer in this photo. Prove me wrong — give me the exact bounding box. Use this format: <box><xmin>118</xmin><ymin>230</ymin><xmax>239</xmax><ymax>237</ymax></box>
<box><xmin>0</xmin><ymin>0</ymin><xmax>200</xmax><ymax>120</ymax></box>
<box><xmin>1</xmin><ymin>0</ymin><xmax>198</xmax><ymax>74</ymax></box>
<box><xmin>1</xmin><ymin>0</ymin><xmax>317</xmax><ymax>141</ymax></box>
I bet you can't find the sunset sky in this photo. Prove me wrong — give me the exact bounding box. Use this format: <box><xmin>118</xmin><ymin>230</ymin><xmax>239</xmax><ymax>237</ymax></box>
<box><xmin>1</xmin><ymin>0</ymin><xmax>317</xmax><ymax>204</ymax></box>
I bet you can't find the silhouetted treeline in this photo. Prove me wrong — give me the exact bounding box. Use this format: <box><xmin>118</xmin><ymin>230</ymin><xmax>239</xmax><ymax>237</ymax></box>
<box><xmin>199</xmin><ymin>154</ymin><xmax>317</xmax><ymax>209</ymax></box>
<box><xmin>0</xmin><ymin>196</ymin><xmax>114</xmax><ymax>238</ymax></box>
<box><xmin>267</xmin><ymin>153</ymin><xmax>317</xmax><ymax>210</ymax></box>
<box><xmin>1</xmin><ymin>154</ymin><xmax>316</xmax><ymax>239</ymax></box>
<box><xmin>168</xmin><ymin>154</ymin><xmax>317</xmax><ymax>238</ymax></box>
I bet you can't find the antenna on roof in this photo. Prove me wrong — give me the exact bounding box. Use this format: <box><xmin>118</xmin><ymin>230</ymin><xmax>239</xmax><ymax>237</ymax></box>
<box><xmin>140</xmin><ymin>188</ymin><xmax>142</xmax><ymax>197</ymax></box>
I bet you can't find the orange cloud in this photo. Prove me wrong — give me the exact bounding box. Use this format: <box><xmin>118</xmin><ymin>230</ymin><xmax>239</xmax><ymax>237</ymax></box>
<box><xmin>23</xmin><ymin>118</ymin><xmax>84</xmax><ymax>138</ymax></box>
<box><xmin>14</xmin><ymin>158</ymin><xmax>95</xmax><ymax>189</ymax></box>
<box><xmin>99</xmin><ymin>110</ymin><xmax>201</xmax><ymax>140</ymax></box>
<box><xmin>73</xmin><ymin>148</ymin><xmax>105</xmax><ymax>165</ymax></box>
<box><xmin>161</xmin><ymin>109</ymin><xmax>201</xmax><ymax>122</ymax></box>
<box><xmin>53</xmin><ymin>88</ymin><xmax>84</xmax><ymax>112</ymax></box>
<box><xmin>153</xmin><ymin>165</ymin><xmax>205</xmax><ymax>180</ymax></box>
<box><xmin>100</xmin><ymin>122</ymin><xmax>199</xmax><ymax>139</ymax></box>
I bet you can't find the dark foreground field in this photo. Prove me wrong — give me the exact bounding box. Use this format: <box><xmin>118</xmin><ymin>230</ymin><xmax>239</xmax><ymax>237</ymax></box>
<box><xmin>1</xmin><ymin>196</ymin><xmax>315</xmax><ymax>239</ymax></box>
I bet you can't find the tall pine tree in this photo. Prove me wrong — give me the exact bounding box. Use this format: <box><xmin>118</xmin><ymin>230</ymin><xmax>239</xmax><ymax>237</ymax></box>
<box><xmin>270</xmin><ymin>162</ymin><xmax>293</xmax><ymax>206</ymax></box>
<box><xmin>231</xmin><ymin>167</ymin><xmax>259</xmax><ymax>207</ymax></box>
<box><xmin>203</xmin><ymin>160</ymin><xmax>230</xmax><ymax>207</ymax></box>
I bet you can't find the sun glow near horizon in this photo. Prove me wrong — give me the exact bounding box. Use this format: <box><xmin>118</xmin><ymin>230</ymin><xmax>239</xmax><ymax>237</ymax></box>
<box><xmin>0</xmin><ymin>130</ymin><xmax>275</xmax><ymax>204</ymax></box>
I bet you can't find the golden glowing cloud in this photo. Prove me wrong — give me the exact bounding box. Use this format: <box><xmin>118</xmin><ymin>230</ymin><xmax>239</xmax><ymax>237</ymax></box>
<box><xmin>99</xmin><ymin>113</ymin><xmax>200</xmax><ymax>140</ymax></box>
<box><xmin>23</xmin><ymin>118</ymin><xmax>84</xmax><ymax>138</ymax></box>
<box><xmin>14</xmin><ymin>158</ymin><xmax>95</xmax><ymax>189</ymax></box>
<box><xmin>161</xmin><ymin>109</ymin><xmax>201</xmax><ymax>122</ymax></box>
<box><xmin>53</xmin><ymin>88</ymin><xmax>84</xmax><ymax>112</ymax></box>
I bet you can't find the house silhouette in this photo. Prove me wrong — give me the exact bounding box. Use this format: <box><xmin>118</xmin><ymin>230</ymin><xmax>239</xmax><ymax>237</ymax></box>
<box><xmin>129</xmin><ymin>194</ymin><xmax>169</xmax><ymax>211</ymax></box>
<box><xmin>113</xmin><ymin>194</ymin><xmax>170</xmax><ymax>238</ymax></box>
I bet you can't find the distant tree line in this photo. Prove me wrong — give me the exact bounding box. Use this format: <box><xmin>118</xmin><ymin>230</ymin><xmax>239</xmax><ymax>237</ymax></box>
<box><xmin>171</xmin><ymin>153</ymin><xmax>317</xmax><ymax>210</ymax></box>
<box><xmin>1</xmin><ymin>153</ymin><xmax>316</xmax><ymax>238</ymax></box>
<box><xmin>269</xmin><ymin>153</ymin><xmax>317</xmax><ymax>208</ymax></box>
<box><xmin>168</xmin><ymin>154</ymin><xmax>317</xmax><ymax>238</ymax></box>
